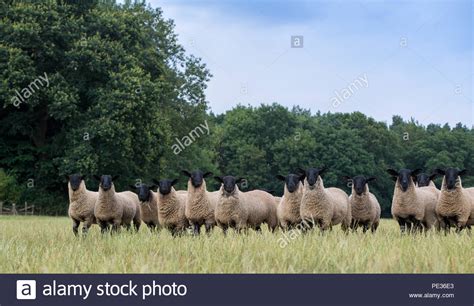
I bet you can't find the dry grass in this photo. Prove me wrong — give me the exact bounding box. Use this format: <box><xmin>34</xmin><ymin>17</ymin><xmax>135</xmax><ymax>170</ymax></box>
<box><xmin>0</xmin><ymin>216</ymin><xmax>472</xmax><ymax>273</ymax></box>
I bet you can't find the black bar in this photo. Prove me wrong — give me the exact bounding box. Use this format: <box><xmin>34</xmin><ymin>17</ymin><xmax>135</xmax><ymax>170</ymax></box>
<box><xmin>1</xmin><ymin>274</ymin><xmax>472</xmax><ymax>306</ymax></box>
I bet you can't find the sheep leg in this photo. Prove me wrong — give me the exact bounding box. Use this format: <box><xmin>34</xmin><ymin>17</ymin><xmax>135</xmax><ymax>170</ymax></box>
<box><xmin>205</xmin><ymin>222</ymin><xmax>213</xmax><ymax>235</ymax></box>
<box><xmin>82</xmin><ymin>218</ymin><xmax>93</xmax><ymax>236</ymax></box>
<box><xmin>192</xmin><ymin>223</ymin><xmax>201</xmax><ymax>235</ymax></box>
<box><xmin>111</xmin><ymin>220</ymin><xmax>121</xmax><ymax>234</ymax></box>
<box><xmin>350</xmin><ymin>219</ymin><xmax>357</xmax><ymax>232</ymax></box>
<box><xmin>255</xmin><ymin>225</ymin><xmax>262</xmax><ymax>233</ymax></box>
<box><xmin>72</xmin><ymin>219</ymin><xmax>80</xmax><ymax>236</ymax></box>
<box><xmin>396</xmin><ymin>218</ymin><xmax>407</xmax><ymax>234</ymax></box>
<box><xmin>371</xmin><ymin>222</ymin><xmax>379</xmax><ymax>233</ymax></box>
<box><xmin>147</xmin><ymin>223</ymin><xmax>156</xmax><ymax>232</ymax></box>
<box><xmin>99</xmin><ymin>220</ymin><xmax>109</xmax><ymax>234</ymax></box>
<box><xmin>362</xmin><ymin>223</ymin><xmax>369</xmax><ymax>234</ymax></box>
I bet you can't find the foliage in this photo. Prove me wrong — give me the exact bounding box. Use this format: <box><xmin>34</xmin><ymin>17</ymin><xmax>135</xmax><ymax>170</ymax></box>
<box><xmin>0</xmin><ymin>1</ymin><xmax>472</xmax><ymax>216</ymax></box>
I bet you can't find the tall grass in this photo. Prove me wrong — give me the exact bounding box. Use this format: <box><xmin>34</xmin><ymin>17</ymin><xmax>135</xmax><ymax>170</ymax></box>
<box><xmin>0</xmin><ymin>216</ymin><xmax>472</xmax><ymax>273</ymax></box>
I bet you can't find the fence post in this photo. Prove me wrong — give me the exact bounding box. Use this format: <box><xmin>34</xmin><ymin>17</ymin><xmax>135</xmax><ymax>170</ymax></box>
<box><xmin>32</xmin><ymin>205</ymin><xmax>35</xmax><ymax>215</ymax></box>
<box><xmin>12</xmin><ymin>203</ymin><xmax>17</xmax><ymax>215</ymax></box>
<box><xmin>25</xmin><ymin>201</ymin><xmax>27</xmax><ymax>216</ymax></box>
<box><xmin>0</xmin><ymin>201</ymin><xmax>3</xmax><ymax>215</ymax></box>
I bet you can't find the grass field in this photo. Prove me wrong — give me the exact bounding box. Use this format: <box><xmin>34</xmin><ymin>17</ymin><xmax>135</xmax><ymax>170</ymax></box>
<box><xmin>0</xmin><ymin>216</ymin><xmax>472</xmax><ymax>273</ymax></box>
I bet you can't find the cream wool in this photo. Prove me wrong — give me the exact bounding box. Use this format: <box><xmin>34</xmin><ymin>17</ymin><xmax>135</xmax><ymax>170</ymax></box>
<box><xmin>185</xmin><ymin>179</ymin><xmax>218</xmax><ymax>233</ymax></box>
<box><xmin>300</xmin><ymin>177</ymin><xmax>351</xmax><ymax>231</ymax></box>
<box><xmin>215</xmin><ymin>186</ymin><xmax>278</xmax><ymax>233</ymax></box>
<box><xmin>158</xmin><ymin>187</ymin><xmax>189</xmax><ymax>236</ymax></box>
<box><xmin>94</xmin><ymin>184</ymin><xmax>141</xmax><ymax>232</ymax></box>
<box><xmin>348</xmin><ymin>185</ymin><xmax>381</xmax><ymax>233</ymax></box>
<box><xmin>277</xmin><ymin>184</ymin><xmax>303</xmax><ymax>230</ymax></box>
<box><xmin>436</xmin><ymin>177</ymin><xmax>474</xmax><ymax>231</ymax></box>
<box><xmin>68</xmin><ymin>180</ymin><xmax>98</xmax><ymax>235</ymax></box>
<box><xmin>140</xmin><ymin>190</ymin><xmax>159</xmax><ymax>231</ymax></box>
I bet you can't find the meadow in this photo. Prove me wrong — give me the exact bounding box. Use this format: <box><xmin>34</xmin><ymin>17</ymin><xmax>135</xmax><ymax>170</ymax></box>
<box><xmin>0</xmin><ymin>216</ymin><xmax>472</xmax><ymax>274</ymax></box>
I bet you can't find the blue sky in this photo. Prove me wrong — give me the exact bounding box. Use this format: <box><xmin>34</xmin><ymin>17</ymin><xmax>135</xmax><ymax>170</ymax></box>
<box><xmin>150</xmin><ymin>0</ymin><xmax>472</xmax><ymax>126</ymax></box>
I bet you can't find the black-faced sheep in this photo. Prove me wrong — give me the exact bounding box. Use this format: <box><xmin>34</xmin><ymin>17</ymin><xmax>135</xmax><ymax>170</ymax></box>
<box><xmin>93</xmin><ymin>175</ymin><xmax>141</xmax><ymax>233</ymax></box>
<box><xmin>387</xmin><ymin>168</ymin><xmax>439</xmax><ymax>233</ymax></box>
<box><xmin>214</xmin><ymin>176</ymin><xmax>278</xmax><ymax>233</ymax></box>
<box><xmin>129</xmin><ymin>183</ymin><xmax>159</xmax><ymax>232</ymax></box>
<box><xmin>152</xmin><ymin>178</ymin><xmax>189</xmax><ymax>236</ymax></box>
<box><xmin>66</xmin><ymin>174</ymin><xmax>98</xmax><ymax>236</ymax></box>
<box><xmin>434</xmin><ymin>168</ymin><xmax>474</xmax><ymax>233</ymax></box>
<box><xmin>299</xmin><ymin>167</ymin><xmax>351</xmax><ymax>232</ymax></box>
<box><xmin>343</xmin><ymin>175</ymin><xmax>381</xmax><ymax>233</ymax></box>
<box><xmin>275</xmin><ymin>173</ymin><xmax>304</xmax><ymax>230</ymax></box>
<box><xmin>182</xmin><ymin>170</ymin><xmax>219</xmax><ymax>235</ymax></box>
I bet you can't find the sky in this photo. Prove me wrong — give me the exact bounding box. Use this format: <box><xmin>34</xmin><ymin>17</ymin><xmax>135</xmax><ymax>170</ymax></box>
<box><xmin>149</xmin><ymin>0</ymin><xmax>473</xmax><ymax>127</ymax></box>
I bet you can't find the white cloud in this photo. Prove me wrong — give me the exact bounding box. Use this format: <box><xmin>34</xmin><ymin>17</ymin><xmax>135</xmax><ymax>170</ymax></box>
<box><xmin>153</xmin><ymin>0</ymin><xmax>472</xmax><ymax>126</ymax></box>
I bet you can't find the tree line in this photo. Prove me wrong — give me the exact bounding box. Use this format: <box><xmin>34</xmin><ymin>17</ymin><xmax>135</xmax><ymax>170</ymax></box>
<box><xmin>1</xmin><ymin>1</ymin><xmax>472</xmax><ymax>216</ymax></box>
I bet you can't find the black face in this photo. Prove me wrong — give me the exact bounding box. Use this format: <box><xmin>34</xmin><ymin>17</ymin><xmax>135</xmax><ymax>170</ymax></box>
<box><xmin>276</xmin><ymin>173</ymin><xmax>303</xmax><ymax>193</ymax></box>
<box><xmin>94</xmin><ymin>174</ymin><xmax>119</xmax><ymax>191</ymax></box>
<box><xmin>181</xmin><ymin>170</ymin><xmax>212</xmax><ymax>188</ymax></box>
<box><xmin>153</xmin><ymin>179</ymin><xmax>178</xmax><ymax>195</ymax></box>
<box><xmin>129</xmin><ymin>184</ymin><xmax>157</xmax><ymax>202</ymax></box>
<box><xmin>435</xmin><ymin>168</ymin><xmax>467</xmax><ymax>190</ymax></box>
<box><xmin>214</xmin><ymin>176</ymin><xmax>245</xmax><ymax>194</ymax></box>
<box><xmin>67</xmin><ymin>174</ymin><xmax>84</xmax><ymax>191</ymax></box>
<box><xmin>345</xmin><ymin>175</ymin><xmax>376</xmax><ymax>195</ymax></box>
<box><xmin>416</xmin><ymin>173</ymin><xmax>437</xmax><ymax>187</ymax></box>
<box><xmin>386</xmin><ymin>169</ymin><xmax>421</xmax><ymax>192</ymax></box>
<box><xmin>299</xmin><ymin>167</ymin><xmax>327</xmax><ymax>187</ymax></box>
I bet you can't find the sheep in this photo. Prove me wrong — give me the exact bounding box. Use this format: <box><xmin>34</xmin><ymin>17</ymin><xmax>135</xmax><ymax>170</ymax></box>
<box><xmin>129</xmin><ymin>183</ymin><xmax>159</xmax><ymax>232</ymax></box>
<box><xmin>299</xmin><ymin>167</ymin><xmax>351</xmax><ymax>232</ymax></box>
<box><xmin>415</xmin><ymin>173</ymin><xmax>438</xmax><ymax>188</ymax></box>
<box><xmin>415</xmin><ymin>172</ymin><xmax>441</xmax><ymax>232</ymax></box>
<box><xmin>181</xmin><ymin>170</ymin><xmax>219</xmax><ymax>235</ymax></box>
<box><xmin>434</xmin><ymin>168</ymin><xmax>474</xmax><ymax>233</ymax></box>
<box><xmin>275</xmin><ymin>173</ymin><xmax>304</xmax><ymax>230</ymax></box>
<box><xmin>213</xmin><ymin>175</ymin><xmax>278</xmax><ymax>233</ymax></box>
<box><xmin>386</xmin><ymin>168</ymin><xmax>439</xmax><ymax>234</ymax></box>
<box><xmin>342</xmin><ymin>175</ymin><xmax>381</xmax><ymax>233</ymax></box>
<box><xmin>152</xmin><ymin>178</ymin><xmax>189</xmax><ymax>236</ymax></box>
<box><xmin>93</xmin><ymin>175</ymin><xmax>141</xmax><ymax>233</ymax></box>
<box><xmin>66</xmin><ymin>174</ymin><xmax>98</xmax><ymax>236</ymax></box>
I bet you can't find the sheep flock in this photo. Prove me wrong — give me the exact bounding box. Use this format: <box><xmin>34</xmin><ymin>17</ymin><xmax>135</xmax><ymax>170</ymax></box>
<box><xmin>66</xmin><ymin>166</ymin><xmax>474</xmax><ymax>236</ymax></box>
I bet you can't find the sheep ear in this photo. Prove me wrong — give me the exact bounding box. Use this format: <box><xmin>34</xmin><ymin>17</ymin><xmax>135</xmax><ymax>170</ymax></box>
<box><xmin>112</xmin><ymin>175</ymin><xmax>120</xmax><ymax>181</ymax></box>
<box><xmin>412</xmin><ymin>169</ymin><xmax>422</xmax><ymax>177</ymax></box>
<box><xmin>367</xmin><ymin>177</ymin><xmax>376</xmax><ymax>182</ymax></box>
<box><xmin>80</xmin><ymin>175</ymin><xmax>86</xmax><ymax>181</ymax></box>
<box><xmin>149</xmin><ymin>184</ymin><xmax>158</xmax><ymax>190</ymax></box>
<box><xmin>171</xmin><ymin>179</ymin><xmax>179</xmax><ymax>186</ymax></box>
<box><xmin>434</xmin><ymin>168</ymin><xmax>445</xmax><ymax>175</ymax></box>
<box><xmin>236</xmin><ymin>177</ymin><xmax>246</xmax><ymax>184</ymax></box>
<box><xmin>342</xmin><ymin>176</ymin><xmax>352</xmax><ymax>182</ymax></box>
<box><xmin>429</xmin><ymin>173</ymin><xmax>438</xmax><ymax>181</ymax></box>
<box><xmin>65</xmin><ymin>175</ymin><xmax>70</xmax><ymax>182</ymax></box>
<box><xmin>203</xmin><ymin>172</ymin><xmax>213</xmax><ymax>178</ymax></box>
<box><xmin>458</xmin><ymin>169</ymin><xmax>467</xmax><ymax>176</ymax></box>
<box><xmin>152</xmin><ymin>179</ymin><xmax>160</xmax><ymax>186</ymax></box>
<box><xmin>93</xmin><ymin>175</ymin><xmax>101</xmax><ymax>181</ymax></box>
<box><xmin>181</xmin><ymin>170</ymin><xmax>191</xmax><ymax>177</ymax></box>
<box><xmin>275</xmin><ymin>175</ymin><xmax>286</xmax><ymax>181</ymax></box>
<box><xmin>129</xmin><ymin>185</ymin><xmax>137</xmax><ymax>191</ymax></box>
<box><xmin>386</xmin><ymin>169</ymin><xmax>398</xmax><ymax>177</ymax></box>
<box><xmin>214</xmin><ymin>176</ymin><xmax>223</xmax><ymax>183</ymax></box>
<box><xmin>296</xmin><ymin>168</ymin><xmax>306</xmax><ymax>175</ymax></box>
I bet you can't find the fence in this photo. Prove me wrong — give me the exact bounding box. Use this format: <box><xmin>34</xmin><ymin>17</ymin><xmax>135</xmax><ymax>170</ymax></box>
<box><xmin>0</xmin><ymin>201</ymin><xmax>35</xmax><ymax>215</ymax></box>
